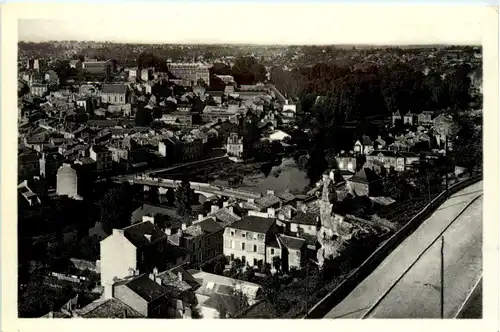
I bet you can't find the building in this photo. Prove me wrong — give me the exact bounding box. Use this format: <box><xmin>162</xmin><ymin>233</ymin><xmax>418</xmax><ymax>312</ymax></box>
<box><xmin>26</xmin><ymin>59</ymin><xmax>40</xmax><ymax>71</ymax></box>
<box><xmin>189</xmin><ymin>270</ymin><xmax>262</xmax><ymax>318</ymax></box>
<box><xmin>267</xmin><ymin>130</ymin><xmax>291</xmax><ymax>142</ymax></box>
<box><xmin>417</xmin><ymin>111</ymin><xmax>434</xmax><ymax>125</ymax></box>
<box><xmin>31</xmin><ymin>83</ymin><xmax>48</xmax><ymax>97</ymax></box>
<box><xmin>202</xmin><ymin>105</ymin><xmax>240</xmax><ymax>123</ymax></box>
<box><xmin>287</xmin><ymin>212</ymin><xmax>319</xmax><ymax>237</ymax></box>
<box><xmin>267</xmin><ymin>234</ymin><xmax>306</xmax><ymax>272</ymax></box>
<box><xmin>168</xmin><ymin>63</ymin><xmax>210</xmax><ymax>86</ymax></box>
<box><xmin>18</xmin><ymin>180</ymin><xmax>41</xmax><ymax>207</ymax></box>
<box><xmin>353</xmin><ymin>136</ymin><xmax>374</xmax><ymax>156</ymax></box>
<box><xmin>392</xmin><ymin>110</ymin><xmax>402</xmax><ymax>125</ymax></box>
<box><xmin>39</xmin><ymin>152</ymin><xmax>64</xmax><ymax>181</ymax></box>
<box><xmin>18</xmin><ymin>148</ymin><xmax>40</xmax><ymax>180</ymax></box>
<box><xmin>215</xmin><ymin>75</ymin><xmax>235</xmax><ymax>84</ymax></box>
<box><xmin>403</xmin><ymin>111</ymin><xmax>414</xmax><ymax>125</ymax></box>
<box><xmin>160</xmin><ymin>112</ymin><xmax>193</xmax><ymax>127</ymax></box>
<box><xmin>100</xmin><ymin>219</ymin><xmax>190</xmax><ymax>297</ymax></box>
<box><xmin>82</xmin><ymin>60</ymin><xmax>110</xmax><ymax>76</ymax></box>
<box><xmin>282</xmin><ymin>101</ymin><xmax>296</xmax><ymax>117</ymax></box>
<box><xmin>141</xmin><ymin>68</ymin><xmax>152</xmax><ymax>81</ymax></box>
<box><xmin>56</xmin><ymin>163</ymin><xmax>82</xmax><ymax>200</ymax></box>
<box><xmin>226</xmin><ymin>133</ymin><xmax>243</xmax><ymax>158</ymax></box>
<box><xmin>223</xmin><ymin>215</ymin><xmax>278</xmax><ymax>267</ymax></box>
<box><xmin>335</xmin><ymin>155</ymin><xmax>357</xmax><ymax>173</ymax></box>
<box><xmin>176</xmin><ymin>217</ymin><xmax>225</xmax><ymax>264</ymax></box>
<box><xmin>69</xmin><ymin>60</ymin><xmax>81</xmax><ymax>69</ymax></box>
<box><xmin>90</xmin><ymin>145</ymin><xmax>112</xmax><ymax>173</ymax></box>
<box><xmin>347</xmin><ymin>168</ymin><xmax>382</xmax><ymax>197</ymax></box>
<box><xmin>101</xmin><ymin>84</ymin><xmax>128</xmax><ymax>104</ymax></box>
<box><xmin>366</xmin><ymin>150</ymin><xmax>420</xmax><ymax>173</ymax></box>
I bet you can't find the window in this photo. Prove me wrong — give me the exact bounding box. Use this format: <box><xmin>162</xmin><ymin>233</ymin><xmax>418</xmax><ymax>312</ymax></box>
<box><xmin>230</xmin><ymin>231</ymin><xmax>235</xmax><ymax>237</ymax></box>
<box><xmin>241</xmin><ymin>242</ymin><xmax>245</xmax><ymax>250</ymax></box>
<box><xmin>253</xmin><ymin>245</ymin><xmax>257</xmax><ymax>253</ymax></box>
<box><xmin>242</xmin><ymin>232</ymin><xmax>246</xmax><ymax>238</ymax></box>
<box><xmin>271</xmin><ymin>248</ymin><xmax>275</xmax><ymax>255</ymax></box>
<box><xmin>253</xmin><ymin>233</ymin><xmax>258</xmax><ymax>240</ymax></box>
<box><xmin>253</xmin><ymin>258</ymin><xmax>258</xmax><ymax>266</ymax></box>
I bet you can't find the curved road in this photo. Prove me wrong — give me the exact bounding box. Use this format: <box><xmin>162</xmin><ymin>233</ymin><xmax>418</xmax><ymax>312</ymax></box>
<box><xmin>324</xmin><ymin>181</ymin><xmax>483</xmax><ymax>319</ymax></box>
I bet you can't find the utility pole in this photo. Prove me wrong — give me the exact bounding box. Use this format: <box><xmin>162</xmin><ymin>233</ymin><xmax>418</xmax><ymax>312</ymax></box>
<box><xmin>305</xmin><ymin>262</ymin><xmax>309</xmax><ymax>318</ymax></box>
<box><xmin>440</xmin><ymin>236</ymin><xmax>444</xmax><ymax>319</ymax></box>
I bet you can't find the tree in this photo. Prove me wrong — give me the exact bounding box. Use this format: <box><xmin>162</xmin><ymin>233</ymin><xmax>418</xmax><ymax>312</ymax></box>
<box><xmin>451</xmin><ymin>115</ymin><xmax>482</xmax><ymax>175</ymax></box>
<box><xmin>272</xmin><ymin>256</ymin><xmax>282</xmax><ymax>273</ymax></box>
<box><xmin>174</xmin><ymin>179</ymin><xmax>193</xmax><ymax>216</ymax></box>
<box><xmin>134</xmin><ymin>108</ymin><xmax>153</xmax><ymax>126</ymax></box>
<box><xmin>95</xmin><ymin>185</ymin><xmax>134</xmax><ymax>232</ymax></box>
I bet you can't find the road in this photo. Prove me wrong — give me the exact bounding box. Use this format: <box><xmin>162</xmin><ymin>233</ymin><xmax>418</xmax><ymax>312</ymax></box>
<box><xmin>324</xmin><ymin>181</ymin><xmax>483</xmax><ymax>319</ymax></box>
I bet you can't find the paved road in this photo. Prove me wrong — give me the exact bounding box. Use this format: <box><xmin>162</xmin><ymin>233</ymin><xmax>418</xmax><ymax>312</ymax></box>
<box><xmin>324</xmin><ymin>181</ymin><xmax>483</xmax><ymax>319</ymax></box>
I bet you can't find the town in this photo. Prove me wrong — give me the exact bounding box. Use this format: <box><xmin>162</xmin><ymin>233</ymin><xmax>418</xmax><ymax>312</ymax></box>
<box><xmin>17</xmin><ymin>41</ymin><xmax>483</xmax><ymax>319</ymax></box>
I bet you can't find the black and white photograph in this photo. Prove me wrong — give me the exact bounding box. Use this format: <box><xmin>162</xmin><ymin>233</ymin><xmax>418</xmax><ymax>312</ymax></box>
<box><xmin>2</xmin><ymin>2</ymin><xmax>498</xmax><ymax>328</ymax></box>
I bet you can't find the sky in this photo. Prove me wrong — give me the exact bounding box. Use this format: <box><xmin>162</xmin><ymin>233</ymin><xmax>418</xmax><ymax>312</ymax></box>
<box><xmin>15</xmin><ymin>4</ymin><xmax>486</xmax><ymax>45</ymax></box>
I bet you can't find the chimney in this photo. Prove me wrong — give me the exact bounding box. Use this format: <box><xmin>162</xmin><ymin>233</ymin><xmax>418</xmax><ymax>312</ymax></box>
<box><xmin>177</xmin><ymin>228</ymin><xmax>183</xmax><ymax>237</ymax></box>
<box><xmin>181</xmin><ymin>223</ymin><xmax>187</xmax><ymax>231</ymax></box>
<box><xmin>165</xmin><ymin>227</ymin><xmax>172</xmax><ymax>236</ymax></box>
<box><xmin>211</xmin><ymin>205</ymin><xmax>219</xmax><ymax>214</ymax></box>
<box><xmin>228</xmin><ymin>206</ymin><xmax>234</xmax><ymax>214</ymax></box>
<box><xmin>153</xmin><ymin>267</ymin><xmax>158</xmax><ymax>276</ymax></box>
<box><xmin>178</xmin><ymin>271</ymin><xmax>183</xmax><ymax>282</ymax></box>
<box><xmin>267</xmin><ymin>207</ymin><xmax>276</xmax><ymax>218</ymax></box>
<box><xmin>223</xmin><ymin>201</ymin><xmax>229</xmax><ymax>208</ymax></box>
<box><xmin>198</xmin><ymin>214</ymin><xmax>204</xmax><ymax>221</ymax></box>
<box><xmin>266</xmin><ymin>190</ymin><xmax>275</xmax><ymax>196</ymax></box>
<box><xmin>48</xmin><ymin>311</ymin><xmax>54</xmax><ymax>318</ymax></box>
<box><xmin>112</xmin><ymin>229</ymin><xmax>124</xmax><ymax>236</ymax></box>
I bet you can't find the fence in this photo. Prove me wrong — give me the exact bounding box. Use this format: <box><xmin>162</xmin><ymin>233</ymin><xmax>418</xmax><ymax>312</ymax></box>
<box><xmin>305</xmin><ymin>174</ymin><xmax>482</xmax><ymax>318</ymax></box>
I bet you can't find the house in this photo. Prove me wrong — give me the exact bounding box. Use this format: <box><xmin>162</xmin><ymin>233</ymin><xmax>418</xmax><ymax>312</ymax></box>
<box><xmin>101</xmin><ymin>84</ymin><xmax>128</xmax><ymax>105</ymax></box>
<box><xmin>100</xmin><ymin>220</ymin><xmax>190</xmax><ymax>295</ymax></box>
<box><xmin>189</xmin><ymin>270</ymin><xmax>262</xmax><ymax>318</ymax></box>
<box><xmin>353</xmin><ymin>136</ymin><xmax>374</xmax><ymax>156</ymax></box>
<box><xmin>374</xmin><ymin>136</ymin><xmax>386</xmax><ymax>150</ymax></box>
<box><xmin>267</xmin><ymin>130</ymin><xmax>291</xmax><ymax>142</ymax></box>
<box><xmin>18</xmin><ymin>148</ymin><xmax>40</xmax><ymax>180</ymax></box>
<box><xmin>39</xmin><ymin>152</ymin><xmax>64</xmax><ymax>181</ymax></box>
<box><xmin>69</xmin><ymin>59</ymin><xmax>81</xmax><ymax>69</ymax></box>
<box><xmin>335</xmin><ymin>155</ymin><xmax>357</xmax><ymax>173</ymax></box>
<box><xmin>403</xmin><ymin>111</ymin><xmax>414</xmax><ymax>125</ymax></box>
<box><xmin>282</xmin><ymin>101</ymin><xmax>296</xmax><ymax>118</ymax></box>
<box><xmin>417</xmin><ymin>111</ymin><xmax>434</xmax><ymax>125</ymax></box>
<box><xmin>89</xmin><ymin>222</ymin><xmax>110</xmax><ymax>241</ymax></box>
<box><xmin>89</xmin><ymin>145</ymin><xmax>112</xmax><ymax>173</ymax></box>
<box><xmin>31</xmin><ymin>83</ymin><xmax>48</xmax><ymax>97</ymax></box>
<box><xmin>366</xmin><ymin>150</ymin><xmax>420</xmax><ymax>172</ymax></box>
<box><xmin>287</xmin><ymin>212</ymin><xmax>319</xmax><ymax>237</ymax></box>
<box><xmin>18</xmin><ymin>180</ymin><xmax>41</xmax><ymax>207</ymax></box>
<box><xmin>347</xmin><ymin>168</ymin><xmax>382</xmax><ymax>197</ymax></box>
<box><xmin>174</xmin><ymin>217</ymin><xmax>224</xmax><ymax>264</ymax></box>
<box><xmin>392</xmin><ymin>110</ymin><xmax>402</xmax><ymax>125</ymax></box>
<box><xmin>56</xmin><ymin>163</ymin><xmax>83</xmax><ymax>200</ymax></box>
<box><xmin>267</xmin><ymin>234</ymin><xmax>306</xmax><ymax>272</ymax></box>
<box><xmin>226</xmin><ymin>133</ymin><xmax>243</xmax><ymax>158</ymax></box>
<box><xmin>223</xmin><ymin>215</ymin><xmax>278</xmax><ymax>267</ymax></box>
<box><xmin>160</xmin><ymin>112</ymin><xmax>193</xmax><ymax>127</ymax></box>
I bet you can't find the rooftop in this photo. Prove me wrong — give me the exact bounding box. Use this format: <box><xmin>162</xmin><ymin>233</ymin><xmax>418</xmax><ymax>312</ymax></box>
<box><xmin>122</xmin><ymin>221</ymin><xmax>166</xmax><ymax>248</ymax></box>
<box><xmin>229</xmin><ymin>215</ymin><xmax>276</xmax><ymax>234</ymax></box>
<box><xmin>77</xmin><ymin>298</ymin><xmax>144</xmax><ymax>318</ymax></box>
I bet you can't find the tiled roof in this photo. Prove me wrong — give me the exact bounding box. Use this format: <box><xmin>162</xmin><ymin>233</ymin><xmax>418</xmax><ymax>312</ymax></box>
<box><xmin>276</xmin><ymin>191</ymin><xmax>296</xmax><ymax>203</ymax></box>
<box><xmin>228</xmin><ymin>216</ymin><xmax>275</xmax><ymax>234</ymax></box>
<box><xmin>122</xmin><ymin>221</ymin><xmax>166</xmax><ymax>248</ymax></box>
<box><xmin>157</xmin><ymin>266</ymin><xmax>199</xmax><ymax>292</ymax></box>
<box><xmin>78</xmin><ymin>298</ymin><xmax>144</xmax><ymax>318</ymax></box>
<box><xmin>211</xmin><ymin>209</ymin><xmax>240</xmax><ymax>227</ymax></box>
<box><xmin>116</xmin><ymin>274</ymin><xmax>173</xmax><ymax>303</ymax></box>
<box><xmin>290</xmin><ymin>212</ymin><xmax>319</xmax><ymax>226</ymax></box>
<box><xmin>197</xmin><ymin>217</ymin><xmax>224</xmax><ymax>234</ymax></box>
<box><xmin>278</xmin><ymin>234</ymin><xmax>306</xmax><ymax>251</ymax></box>
<box><xmin>102</xmin><ymin>84</ymin><xmax>127</xmax><ymax>94</ymax></box>
<box><xmin>254</xmin><ymin>194</ymin><xmax>281</xmax><ymax>210</ymax></box>
<box><xmin>361</xmin><ymin>135</ymin><xmax>373</xmax><ymax>146</ymax></box>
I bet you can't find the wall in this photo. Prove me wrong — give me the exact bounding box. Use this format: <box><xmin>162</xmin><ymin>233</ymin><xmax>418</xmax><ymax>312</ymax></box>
<box><xmin>290</xmin><ymin>223</ymin><xmax>318</xmax><ymax>237</ymax></box>
<box><xmin>100</xmin><ymin>232</ymin><xmax>137</xmax><ymax>287</ymax></box>
<box><xmin>223</xmin><ymin>228</ymin><xmax>266</xmax><ymax>266</ymax></box>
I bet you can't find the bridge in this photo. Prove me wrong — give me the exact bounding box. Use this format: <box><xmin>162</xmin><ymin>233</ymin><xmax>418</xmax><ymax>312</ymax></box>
<box><xmin>322</xmin><ymin>180</ymin><xmax>483</xmax><ymax>319</ymax></box>
<box><xmin>120</xmin><ymin>175</ymin><xmax>262</xmax><ymax>201</ymax></box>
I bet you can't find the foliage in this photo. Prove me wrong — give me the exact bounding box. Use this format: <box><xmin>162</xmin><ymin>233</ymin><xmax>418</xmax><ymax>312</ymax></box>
<box><xmin>174</xmin><ymin>179</ymin><xmax>193</xmax><ymax>216</ymax></box>
<box><xmin>231</xmin><ymin>56</ymin><xmax>267</xmax><ymax>85</ymax></box>
<box><xmin>134</xmin><ymin>107</ymin><xmax>153</xmax><ymax>127</ymax></box>
<box><xmin>272</xmin><ymin>256</ymin><xmax>282</xmax><ymax>273</ymax></box>
<box><xmin>95</xmin><ymin>185</ymin><xmax>135</xmax><ymax>232</ymax></box>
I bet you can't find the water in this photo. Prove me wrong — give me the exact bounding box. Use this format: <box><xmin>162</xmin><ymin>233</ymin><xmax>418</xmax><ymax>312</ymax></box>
<box><xmin>234</xmin><ymin>157</ymin><xmax>310</xmax><ymax>195</ymax></box>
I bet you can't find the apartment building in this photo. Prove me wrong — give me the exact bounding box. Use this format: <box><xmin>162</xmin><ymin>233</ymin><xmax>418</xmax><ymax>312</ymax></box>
<box><xmin>168</xmin><ymin>62</ymin><xmax>210</xmax><ymax>86</ymax></box>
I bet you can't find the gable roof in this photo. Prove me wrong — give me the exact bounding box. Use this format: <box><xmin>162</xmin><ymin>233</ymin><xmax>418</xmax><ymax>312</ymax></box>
<box><xmin>361</xmin><ymin>135</ymin><xmax>373</xmax><ymax>146</ymax></box>
<box><xmin>349</xmin><ymin>168</ymin><xmax>381</xmax><ymax>184</ymax></box>
<box><xmin>290</xmin><ymin>212</ymin><xmax>319</xmax><ymax>226</ymax></box>
<box><xmin>254</xmin><ymin>194</ymin><xmax>281</xmax><ymax>210</ymax></box>
<box><xmin>278</xmin><ymin>234</ymin><xmax>306</xmax><ymax>251</ymax></box>
<box><xmin>77</xmin><ymin>298</ymin><xmax>144</xmax><ymax>318</ymax></box>
<box><xmin>122</xmin><ymin>221</ymin><xmax>166</xmax><ymax>248</ymax></box>
<box><xmin>228</xmin><ymin>215</ymin><xmax>276</xmax><ymax>234</ymax></box>
<box><xmin>115</xmin><ymin>273</ymin><xmax>174</xmax><ymax>303</ymax></box>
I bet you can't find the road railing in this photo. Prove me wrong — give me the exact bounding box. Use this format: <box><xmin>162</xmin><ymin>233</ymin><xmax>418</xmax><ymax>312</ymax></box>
<box><xmin>304</xmin><ymin>174</ymin><xmax>482</xmax><ymax>319</ymax></box>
